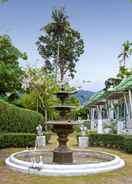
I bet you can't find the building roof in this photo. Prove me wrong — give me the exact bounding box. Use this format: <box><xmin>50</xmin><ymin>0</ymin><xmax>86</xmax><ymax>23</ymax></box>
<box><xmin>85</xmin><ymin>89</ymin><xmax>110</xmax><ymax>107</ymax></box>
<box><xmin>112</xmin><ymin>75</ymin><xmax>132</xmax><ymax>91</ymax></box>
<box><xmin>85</xmin><ymin>75</ymin><xmax>132</xmax><ymax>107</ymax></box>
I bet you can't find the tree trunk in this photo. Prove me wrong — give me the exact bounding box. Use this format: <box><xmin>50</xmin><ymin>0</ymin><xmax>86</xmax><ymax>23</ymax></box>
<box><xmin>123</xmin><ymin>56</ymin><xmax>126</xmax><ymax>67</ymax></box>
<box><xmin>44</xmin><ymin>108</ymin><xmax>48</xmax><ymax>132</ymax></box>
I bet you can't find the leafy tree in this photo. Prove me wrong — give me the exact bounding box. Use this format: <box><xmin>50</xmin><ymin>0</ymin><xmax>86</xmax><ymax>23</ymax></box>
<box><xmin>21</xmin><ymin>67</ymin><xmax>59</xmax><ymax>129</ymax></box>
<box><xmin>73</xmin><ymin>106</ymin><xmax>88</xmax><ymax>120</ymax></box>
<box><xmin>117</xmin><ymin>66</ymin><xmax>132</xmax><ymax>79</ymax></box>
<box><xmin>36</xmin><ymin>7</ymin><xmax>84</xmax><ymax>82</ymax></box>
<box><xmin>0</xmin><ymin>0</ymin><xmax>8</xmax><ymax>4</ymax></box>
<box><xmin>0</xmin><ymin>35</ymin><xmax>27</xmax><ymax>95</ymax></box>
<box><xmin>21</xmin><ymin>67</ymin><xmax>80</xmax><ymax>127</ymax></box>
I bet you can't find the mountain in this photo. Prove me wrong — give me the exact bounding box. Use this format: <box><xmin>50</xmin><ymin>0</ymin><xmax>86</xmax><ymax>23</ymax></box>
<box><xmin>74</xmin><ymin>90</ymin><xmax>94</xmax><ymax>105</ymax></box>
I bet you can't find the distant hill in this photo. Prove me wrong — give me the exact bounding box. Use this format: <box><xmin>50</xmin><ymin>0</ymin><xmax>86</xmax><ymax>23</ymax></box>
<box><xmin>74</xmin><ymin>90</ymin><xmax>94</xmax><ymax>105</ymax></box>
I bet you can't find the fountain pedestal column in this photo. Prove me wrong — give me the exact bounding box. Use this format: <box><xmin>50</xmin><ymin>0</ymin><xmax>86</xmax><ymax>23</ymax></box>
<box><xmin>52</xmin><ymin>124</ymin><xmax>74</xmax><ymax>164</ymax></box>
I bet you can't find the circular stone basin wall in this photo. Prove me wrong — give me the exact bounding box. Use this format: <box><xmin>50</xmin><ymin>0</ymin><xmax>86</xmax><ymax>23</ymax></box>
<box><xmin>5</xmin><ymin>150</ymin><xmax>125</xmax><ymax>176</ymax></box>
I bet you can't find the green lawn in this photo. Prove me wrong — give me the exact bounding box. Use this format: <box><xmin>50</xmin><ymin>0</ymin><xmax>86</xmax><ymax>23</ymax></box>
<box><xmin>0</xmin><ymin>135</ymin><xmax>132</xmax><ymax>184</ymax></box>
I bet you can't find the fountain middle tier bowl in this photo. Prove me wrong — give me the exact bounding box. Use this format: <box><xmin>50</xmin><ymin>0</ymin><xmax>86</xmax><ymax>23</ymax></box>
<box><xmin>5</xmin><ymin>149</ymin><xmax>125</xmax><ymax>176</ymax></box>
<box><xmin>54</xmin><ymin>91</ymin><xmax>70</xmax><ymax>99</ymax></box>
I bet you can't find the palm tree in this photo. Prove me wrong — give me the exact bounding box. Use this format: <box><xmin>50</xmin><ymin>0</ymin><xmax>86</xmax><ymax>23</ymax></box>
<box><xmin>118</xmin><ymin>40</ymin><xmax>132</xmax><ymax>67</ymax></box>
<box><xmin>117</xmin><ymin>40</ymin><xmax>132</xmax><ymax>78</ymax></box>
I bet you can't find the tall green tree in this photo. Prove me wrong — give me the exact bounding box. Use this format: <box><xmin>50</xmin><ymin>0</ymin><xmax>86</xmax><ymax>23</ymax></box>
<box><xmin>0</xmin><ymin>35</ymin><xmax>27</xmax><ymax>95</ymax></box>
<box><xmin>36</xmin><ymin>7</ymin><xmax>84</xmax><ymax>82</ymax></box>
<box><xmin>117</xmin><ymin>40</ymin><xmax>132</xmax><ymax>78</ymax></box>
<box><xmin>118</xmin><ymin>40</ymin><xmax>132</xmax><ymax>67</ymax></box>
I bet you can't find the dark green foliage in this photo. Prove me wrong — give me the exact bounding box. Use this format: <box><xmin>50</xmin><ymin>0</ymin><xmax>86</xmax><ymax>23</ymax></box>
<box><xmin>0</xmin><ymin>100</ymin><xmax>43</xmax><ymax>133</ymax></box>
<box><xmin>117</xmin><ymin>66</ymin><xmax>132</xmax><ymax>79</ymax></box>
<box><xmin>89</xmin><ymin>134</ymin><xmax>124</xmax><ymax>149</ymax></box>
<box><xmin>123</xmin><ymin>136</ymin><xmax>132</xmax><ymax>153</ymax></box>
<box><xmin>0</xmin><ymin>133</ymin><xmax>36</xmax><ymax>148</ymax></box>
<box><xmin>36</xmin><ymin>7</ymin><xmax>84</xmax><ymax>81</ymax></box>
<box><xmin>0</xmin><ymin>132</ymin><xmax>52</xmax><ymax>148</ymax></box>
<box><xmin>88</xmin><ymin>133</ymin><xmax>132</xmax><ymax>153</ymax></box>
<box><xmin>74</xmin><ymin>106</ymin><xmax>89</xmax><ymax>120</ymax></box>
<box><xmin>0</xmin><ymin>63</ymin><xmax>23</xmax><ymax>95</ymax></box>
<box><xmin>0</xmin><ymin>35</ymin><xmax>27</xmax><ymax>95</ymax></box>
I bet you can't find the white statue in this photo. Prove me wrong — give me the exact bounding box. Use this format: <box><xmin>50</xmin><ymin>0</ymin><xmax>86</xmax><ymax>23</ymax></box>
<box><xmin>80</xmin><ymin>124</ymin><xmax>87</xmax><ymax>136</ymax></box>
<box><xmin>36</xmin><ymin>124</ymin><xmax>43</xmax><ymax>136</ymax></box>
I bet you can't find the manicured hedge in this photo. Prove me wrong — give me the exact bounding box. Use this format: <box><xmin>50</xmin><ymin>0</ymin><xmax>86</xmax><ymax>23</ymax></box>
<box><xmin>88</xmin><ymin>133</ymin><xmax>132</xmax><ymax>154</ymax></box>
<box><xmin>0</xmin><ymin>100</ymin><xmax>44</xmax><ymax>133</ymax></box>
<box><xmin>0</xmin><ymin>133</ymin><xmax>36</xmax><ymax>148</ymax></box>
<box><xmin>89</xmin><ymin>134</ymin><xmax>124</xmax><ymax>149</ymax></box>
<box><xmin>0</xmin><ymin>132</ymin><xmax>52</xmax><ymax>148</ymax></box>
<box><xmin>123</xmin><ymin>136</ymin><xmax>132</xmax><ymax>153</ymax></box>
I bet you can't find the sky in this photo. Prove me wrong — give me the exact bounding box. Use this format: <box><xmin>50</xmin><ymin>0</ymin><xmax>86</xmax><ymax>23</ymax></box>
<box><xmin>0</xmin><ymin>0</ymin><xmax>132</xmax><ymax>92</ymax></box>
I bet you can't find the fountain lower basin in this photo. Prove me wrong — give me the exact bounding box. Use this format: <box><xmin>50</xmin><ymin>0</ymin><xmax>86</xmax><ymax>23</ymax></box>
<box><xmin>5</xmin><ymin>149</ymin><xmax>125</xmax><ymax>176</ymax></box>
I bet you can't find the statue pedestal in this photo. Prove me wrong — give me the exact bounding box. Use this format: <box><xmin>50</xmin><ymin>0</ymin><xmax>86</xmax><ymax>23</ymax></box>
<box><xmin>97</xmin><ymin>119</ymin><xmax>103</xmax><ymax>134</ymax></box>
<box><xmin>79</xmin><ymin>136</ymin><xmax>88</xmax><ymax>148</ymax></box>
<box><xmin>117</xmin><ymin>120</ymin><xmax>124</xmax><ymax>135</ymax></box>
<box><xmin>35</xmin><ymin>136</ymin><xmax>46</xmax><ymax>148</ymax></box>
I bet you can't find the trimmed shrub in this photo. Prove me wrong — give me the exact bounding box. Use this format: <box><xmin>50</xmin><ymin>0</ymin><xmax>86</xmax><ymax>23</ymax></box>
<box><xmin>123</xmin><ymin>136</ymin><xmax>132</xmax><ymax>153</ymax></box>
<box><xmin>0</xmin><ymin>133</ymin><xmax>36</xmax><ymax>148</ymax></box>
<box><xmin>86</xmin><ymin>133</ymin><xmax>132</xmax><ymax>154</ymax></box>
<box><xmin>76</xmin><ymin>132</ymin><xmax>132</xmax><ymax>154</ymax></box>
<box><xmin>0</xmin><ymin>100</ymin><xmax>44</xmax><ymax>133</ymax></box>
<box><xmin>89</xmin><ymin>134</ymin><xmax>124</xmax><ymax>149</ymax></box>
<box><xmin>0</xmin><ymin>132</ymin><xmax>53</xmax><ymax>148</ymax></box>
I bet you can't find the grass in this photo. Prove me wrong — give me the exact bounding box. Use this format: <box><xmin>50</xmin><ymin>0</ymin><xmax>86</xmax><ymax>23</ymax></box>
<box><xmin>0</xmin><ymin>134</ymin><xmax>132</xmax><ymax>184</ymax></box>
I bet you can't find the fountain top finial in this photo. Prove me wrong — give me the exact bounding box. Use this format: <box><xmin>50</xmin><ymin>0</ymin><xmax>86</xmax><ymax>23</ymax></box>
<box><xmin>61</xmin><ymin>83</ymin><xmax>65</xmax><ymax>91</ymax></box>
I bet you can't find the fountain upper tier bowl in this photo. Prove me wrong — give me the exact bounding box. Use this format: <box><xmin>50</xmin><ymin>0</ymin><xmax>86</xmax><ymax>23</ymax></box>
<box><xmin>51</xmin><ymin>105</ymin><xmax>75</xmax><ymax>112</ymax></box>
<box><xmin>54</xmin><ymin>90</ymin><xmax>77</xmax><ymax>98</ymax></box>
<box><xmin>47</xmin><ymin>120</ymin><xmax>80</xmax><ymax>125</ymax></box>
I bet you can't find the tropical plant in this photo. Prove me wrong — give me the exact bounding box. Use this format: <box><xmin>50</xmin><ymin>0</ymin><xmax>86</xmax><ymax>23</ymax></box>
<box><xmin>74</xmin><ymin>106</ymin><xmax>88</xmax><ymax>120</ymax></box>
<box><xmin>117</xmin><ymin>66</ymin><xmax>132</xmax><ymax>79</ymax></box>
<box><xmin>104</xmin><ymin>120</ymin><xmax>117</xmax><ymax>134</ymax></box>
<box><xmin>0</xmin><ymin>35</ymin><xmax>27</xmax><ymax>96</ymax></box>
<box><xmin>36</xmin><ymin>7</ymin><xmax>84</xmax><ymax>82</ymax></box>
<box><xmin>117</xmin><ymin>40</ymin><xmax>132</xmax><ymax>79</ymax></box>
<box><xmin>118</xmin><ymin>40</ymin><xmax>132</xmax><ymax>67</ymax></box>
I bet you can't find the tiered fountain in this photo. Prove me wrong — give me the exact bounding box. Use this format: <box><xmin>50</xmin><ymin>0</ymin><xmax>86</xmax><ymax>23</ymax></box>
<box><xmin>5</xmin><ymin>84</ymin><xmax>125</xmax><ymax>176</ymax></box>
<box><xmin>48</xmin><ymin>84</ymin><xmax>77</xmax><ymax>163</ymax></box>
